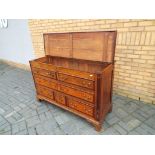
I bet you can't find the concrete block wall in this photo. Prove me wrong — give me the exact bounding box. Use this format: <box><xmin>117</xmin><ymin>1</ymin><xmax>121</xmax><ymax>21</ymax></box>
<box><xmin>28</xmin><ymin>19</ymin><xmax>155</xmax><ymax>104</ymax></box>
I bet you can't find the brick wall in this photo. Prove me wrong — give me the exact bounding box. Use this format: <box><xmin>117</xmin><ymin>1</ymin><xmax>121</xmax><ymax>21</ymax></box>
<box><xmin>28</xmin><ymin>19</ymin><xmax>155</xmax><ymax>104</ymax></box>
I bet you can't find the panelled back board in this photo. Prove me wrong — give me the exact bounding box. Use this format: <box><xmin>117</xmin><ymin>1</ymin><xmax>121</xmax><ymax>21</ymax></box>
<box><xmin>44</xmin><ymin>31</ymin><xmax>117</xmax><ymax>62</ymax></box>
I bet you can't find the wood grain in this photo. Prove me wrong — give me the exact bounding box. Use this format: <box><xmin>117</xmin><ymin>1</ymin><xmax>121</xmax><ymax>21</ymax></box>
<box><xmin>30</xmin><ymin>31</ymin><xmax>117</xmax><ymax>131</ymax></box>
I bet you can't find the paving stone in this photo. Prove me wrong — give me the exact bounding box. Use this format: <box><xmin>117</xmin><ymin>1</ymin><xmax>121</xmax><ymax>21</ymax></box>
<box><xmin>52</xmin><ymin>127</ymin><xmax>65</xmax><ymax>135</ymax></box>
<box><xmin>126</xmin><ymin>119</ymin><xmax>141</xmax><ymax>130</ymax></box>
<box><xmin>44</xmin><ymin>111</ymin><xmax>54</xmax><ymax>119</ymax></box>
<box><xmin>35</xmin><ymin>124</ymin><xmax>47</xmax><ymax>135</ymax></box>
<box><xmin>131</xmin><ymin>111</ymin><xmax>147</xmax><ymax>122</ymax></box>
<box><xmin>16</xmin><ymin>129</ymin><xmax>28</xmax><ymax>135</ymax></box>
<box><xmin>140</xmin><ymin>106</ymin><xmax>155</xmax><ymax>116</ymax></box>
<box><xmin>28</xmin><ymin>127</ymin><xmax>37</xmax><ymax>135</ymax></box>
<box><xmin>0</xmin><ymin>108</ymin><xmax>5</xmax><ymax>114</ymax></box>
<box><xmin>0</xmin><ymin>131</ymin><xmax>12</xmax><ymax>135</ymax></box>
<box><xmin>12</xmin><ymin>112</ymin><xmax>23</xmax><ymax>121</ymax></box>
<box><xmin>140</xmin><ymin>123</ymin><xmax>155</xmax><ymax>135</ymax></box>
<box><xmin>134</xmin><ymin>109</ymin><xmax>150</xmax><ymax>119</ymax></box>
<box><xmin>144</xmin><ymin>115</ymin><xmax>155</xmax><ymax>129</ymax></box>
<box><xmin>37</xmin><ymin>105</ymin><xmax>49</xmax><ymax>114</ymax></box>
<box><xmin>26</xmin><ymin>116</ymin><xmax>40</xmax><ymax>127</ymax></box>
<box><xmin>12</xmin><ymin>121</ymin><xmax>27</xmax><ymax>134</ymax></box>
<box><xmin>114</xmin><ymin>107</ymin><xmax>129</xmax><ymax>118</ymax></box>
<box><xmin>42</xmin><ymin>120</ymin><xmax>58</xmax><ymax>131</ymax></box>
<box><xmin>80</xmin><ymin>127</ymin><xmax>100</xmax><ymax>135</ymax></box>
<box><xmin>113</xmin><ymin>124</ymin><xmax>128</xmax><ymax>135</ymax></box>
<box><xmin>38</xmin><ymin>113</ymin><xmax>47</xmax><ymax>121</ymax></box>
<box><xmin>60</xmin><ymin>121</ymin><xmax>82</xmax><ymax>135</ymax></box>
<box><xmin>106</xmin><ymin>116</ymin><xmax>119</xmax><ymax>125</ymax></box>
<box><xmin>122</xmin><ymin>101</ymin><xmax>139</xmax><ymax>113</ymax></box>
<box><xmin>135</xmin><ymin>126</ymin><xmax>150</xmax><ymax>135</ymax></box>
<box><xmin>101</xmin><ymin>127</ymin><xmax>120</xmax><ymax>135</ymax></box>
<box><xmin>6</xmin><ymin>116</ymin><xmax>17</xmax><ymax>124</ymax></box>
<box><xmin>128</xmin><ymin>130</ymin><xmax>139</xmax><ymax>135</ymax></box>
<box><xmin>118</xmin><ymin>119</ymin><xmax>141</xmax><ymax>132</ymax></box>
<box><xmin>0</xmin><ymin>123</ymin><xmax>11</xmax><ymax>134</ymax></box>
<box><xmin>55</xmin><ymin>113</ymin><xmax>70</xmax><ymax>125</ymax></box>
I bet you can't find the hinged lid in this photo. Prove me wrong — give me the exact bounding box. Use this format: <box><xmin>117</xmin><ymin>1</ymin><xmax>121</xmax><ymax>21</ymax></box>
<box><xmin>43</xmin><ymin>31</ymin><xmax>117</xmax><ymax>63</ymax></box>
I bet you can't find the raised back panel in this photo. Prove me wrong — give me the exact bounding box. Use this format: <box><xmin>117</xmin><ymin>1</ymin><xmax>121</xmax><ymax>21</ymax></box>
<box><xmin>44</xmin><ymin>33</ymin><xmax>72</xmax><ymax>57</ymax></box>
<box><xmin>44</xmin><ymin>31</ymin><xmax>117</xmax><ymax>62</ymax></box>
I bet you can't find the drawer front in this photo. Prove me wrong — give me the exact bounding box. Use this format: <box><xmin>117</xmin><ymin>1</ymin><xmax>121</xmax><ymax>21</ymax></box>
<box><xmin>34</xmin><ymin>75</ymin><xmax>58</xmax><ymax>90</ymax></box>
<box><xmin>54</xmin><ymin>92</ymin><xmax>66</xmax><ymax>105</ymax></box>
<box><xmin>32</xmin><ymin>68</ymin><xmax>56</xmax><ymax>79</ymax></box>
<box><xmin>37</xmin><ymin>85</ymin><xmax>54</xmax><ymax>100</ymax></box>
<box><xmin>30</xmin><ymin>61</ymin><xmax>56</xmax><ymax>71</ymax></box>
<box><xmin>57</xmin><ymin>67</ymin><xmax>95</xmax><ymax>81</ymax></box>
<box><xmin>68</xmin><ymin>98</ymin><xmax>94</xmax><ymax>116</ymax></box>
<box><xmin>57</xmin><ymin>73</ymin><xmax>94</xmax><ymax>89</ymax></box>
<box><xmin>59</xmin><ymin>84</ymin><xmax>94</xmax><ymax>103</ymax></box>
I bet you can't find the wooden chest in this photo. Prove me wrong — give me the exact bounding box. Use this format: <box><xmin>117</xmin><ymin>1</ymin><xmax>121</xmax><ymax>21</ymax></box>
<box><xmin>29</xmin><ymin>31</ymin><xmax>117</xmax><ymax>131</ymax></box>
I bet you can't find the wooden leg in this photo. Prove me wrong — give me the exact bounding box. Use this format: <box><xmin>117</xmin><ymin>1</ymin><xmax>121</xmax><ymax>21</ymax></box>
<box><xmin>94</xmin><ymin>123</ymin><xmax>102</xmax><ymax>132</ymax></box>
<box><xmin>36</xmin><ymin>96</ymin><xmax>42</xmax><ymax>102</ymax></box>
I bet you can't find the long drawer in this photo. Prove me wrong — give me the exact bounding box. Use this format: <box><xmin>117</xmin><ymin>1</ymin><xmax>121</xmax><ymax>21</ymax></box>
<box><xmin>59</xmin><ymin>84</ymin><xmax>94</xmax><ymax>103</ymax></box>
<box><xmin>34</xmin><ymin>74</ymin><xmax>58</xmax><ymax>90</ymax></box>
<box><xmin>57</xmin><ymin>73</ymin><xmax>94</xmax><ymax>90</ymax></box>
<box><xmin>36</xmin><ymin>84</ymin><xmax>54</xmax><ymax>100</ymax></box>
<box><xmin>32</xmin><ymin>67</ymin><xmax>56</xmax><ymax>79</ymax></box>
<box><xmin>68</xmin><ymin>98</ymin><xmax>94</xmax><ymax>117</ymax></box>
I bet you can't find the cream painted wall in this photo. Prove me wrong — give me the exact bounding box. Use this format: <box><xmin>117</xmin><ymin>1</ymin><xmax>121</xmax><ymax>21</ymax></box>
<box><xmin>0</xmin><ymin>19</ymin><xmax>34</xmax><ymax>64</ymax></box>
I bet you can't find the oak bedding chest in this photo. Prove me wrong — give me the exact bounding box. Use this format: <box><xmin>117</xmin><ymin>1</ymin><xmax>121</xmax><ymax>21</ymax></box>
<box><xmin>29</xmin><ymin>31</ymin><xmax>117</xmax><ymax>131</ymax></box>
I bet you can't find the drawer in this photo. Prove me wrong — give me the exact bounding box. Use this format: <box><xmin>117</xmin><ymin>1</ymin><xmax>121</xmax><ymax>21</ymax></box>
<box><xmin>68</xmin><ymin>98</ymin><xmax>94</xmax><ymax>117</ymax></box>
<box><xmin>57</xmin><ymin>67</ymin><xmax>96</xmax><ymax>81</ymax></box>
<box><xmin>32</xmin><ymin>68</ymin><xmax>56</xmax><ymax>79</ymax></box>
<box><xmin>54</xmin><ymin>92</ymin><xmax>66</xmax><ymax>105</ymax></box>
<box><xmin>34</xmin><ymin>75</ymin><xmax>58</xmax><ymax>90</ymax></box>
<box><xmin>57</xmin><ymin>73</ymin><xmax>94</xmax><ymax>89</ymax></box>
<box><xmin>59</xmin><ymin>84</ymin><xmax>94</xmax><ymax>103</ymax></box>
<box><xmin>30</xmin><ymin>61</ymin><xmax>56</xmax><ymax>72</ymax></box>
<box><xmin>37</xmin><ymin>85</ymin><xmax>54</xmax><ymax>100</ymax></box>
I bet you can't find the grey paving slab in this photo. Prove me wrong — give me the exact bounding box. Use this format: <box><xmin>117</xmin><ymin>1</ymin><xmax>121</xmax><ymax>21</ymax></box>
<box><xmin>0</xmin><ymin>62</ymin><xmax>155</xmax><ymax>135</ymax></box>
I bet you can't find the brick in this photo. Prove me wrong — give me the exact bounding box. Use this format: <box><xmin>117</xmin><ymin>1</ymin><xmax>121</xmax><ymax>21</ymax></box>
<box><xmin>147</xmin><ymin>60</ymin><xmax>155</xmax><ymax>64</ymax></box>
<box><xmin>111</xmin><ymin>23</ymin><xmax>124</xmax><ymax>28</ymax></box>
<box><xmin>129</xmin><ymin>27</ymin><xmax>144</xmax><ymax>31</ymax></box>
<box><xmin>130</xmin><ymin>74</ymin><xmax>143</xmax><ymax>79</ymax></box>
<box><xmin>145</xmin><ymin>32</ymin><xmax>151</xmax><ymax>45</ymax></box>
<box><xmin>133</xmin><ymin>59</ymin><xmax>146</xmax><ymax>63</ymax></box>
<box><xmin>138</xmin><ymin>21</ymin><xmax>155</xmax><ymax>26</ymax></box>
<box><xmin>124</xmin><ymin>22</ymin><xmax>137</xmax><ymax>27</ymax></box>
<box><xmin>145</xmin><ymin>26</ymin><xmax>155</xmax><ymax>31</ymax></box>
<box><xmin>135</xmin><ymin>32</ymin><xmax>141</xmax><ymax>45</ymax></box>
<box><xmin>127</xmin><ymin>54</ymin><xmax>139</xmax><ymax>59</ymax></box>
<box><xmin>140</xmin><ymin>32</ymin><xmax>146</xmax><ymax>44</ymax></box>
<box><xmin>150</xmin><ymin>32</ymin><xmax>155</xmax><ymax>45</ymax></box>
<box><xmin>141</xmin><ymin>55</ymin><xmax>154</xmax><ymax>60</ymax></box>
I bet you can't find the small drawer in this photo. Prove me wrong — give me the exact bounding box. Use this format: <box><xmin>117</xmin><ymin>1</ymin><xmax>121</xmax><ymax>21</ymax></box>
<box><xmin>37</xmin><ymin>85</ymin><xmax>54</xmax><ymax>100</ymax></box>
<box><xmin>34</xmin><ymin>75</ymin><xmax>58</xmax><ymax>90</ymax></box>
<box><xmin>68</xmin><ymin>98</ymin><xmax>94</xmax><ymax>117</ymax></box>
<box><xmin>57</xmin><ymin>73</ymin><xmax>94</xmax><ymax>89</ymax></box>
<box><xmin>54</xmin><ymin>92</ymin><xmax>66</xmax><ymax>105</ymax></box>
<box><xmin>32</xmin><ymin>68</ymin><xmax>56</xmax><ymax>79</ymax></box>
<box><xmin>59</xmin><ymin>84</ymin><xmax>94</xmax><ymax>103</ymax></box>
<box><xmin>30</xmin><ymin>61</ymin><xmax>56</xmax><ymax>72</ymax></box>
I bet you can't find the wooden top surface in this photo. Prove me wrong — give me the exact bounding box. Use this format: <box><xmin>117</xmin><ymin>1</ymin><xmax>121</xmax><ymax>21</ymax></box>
<box><xmin>44</xmin><ymin>31</ymin><xmax>117</xmax><ymax>63</ymax></box>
